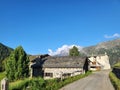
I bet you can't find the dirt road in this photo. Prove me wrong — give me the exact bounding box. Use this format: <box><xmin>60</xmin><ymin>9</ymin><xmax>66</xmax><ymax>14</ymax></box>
<box><xmin>60</xmin><ymin>70</ymin><xmax>114</xmax><ymax>90</ymax></box>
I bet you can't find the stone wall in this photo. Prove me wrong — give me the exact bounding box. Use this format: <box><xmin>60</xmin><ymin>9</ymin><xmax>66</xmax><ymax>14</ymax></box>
<box><xmin>43</xmin><ymin>68</ymin><xmax>84</xmax><ymax>79</ymax></box>
<box><xmin>96</xmin><ymin>54</ymin><xmax>111</xmax><ymax>69</ymax></box>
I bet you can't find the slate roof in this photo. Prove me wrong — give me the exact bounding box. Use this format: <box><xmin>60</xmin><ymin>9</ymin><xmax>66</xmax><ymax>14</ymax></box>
<box><xmin>31</xmin><ymin>56</ymin><xmax>87</xmax><ymax>68</ymax></box>
<box><xmin>29</xmin><ymin>54</ymin><xmax>49</xmax><ymax>62</ymax></box>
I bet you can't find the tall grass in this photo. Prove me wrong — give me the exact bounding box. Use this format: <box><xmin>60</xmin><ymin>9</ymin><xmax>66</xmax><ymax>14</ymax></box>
<box><xmin>109</xmin><ymin>72</ymin><xmax>120</xmax><ymax>90</ymax></box>
<box><xmin>9</xmin><ymin>78</ymin><xmax>30</xmax><ymax>90</ymax></box>
<box><xmin>114</xmin><ymin>62</ymin><xmax>120</xmax><ymax>68</ymax></box>
<box><xmin>9</xmin><ymin>71</ymin><xmax>92</xmax><ymax>90</ymax></box>
<box><xmin>45</xmin><ymin>71</ymin><xmax>92</xmax><ymax>90</ymax></box>
<box><xmin>0</xmin><ymin>72</ymin><xmax>5</xmax><ymax>81</ymax></box>
<box><xmin>9</xmin><ymin>77</ymin><xmax>46</xmax><ymax>90</ymax></box>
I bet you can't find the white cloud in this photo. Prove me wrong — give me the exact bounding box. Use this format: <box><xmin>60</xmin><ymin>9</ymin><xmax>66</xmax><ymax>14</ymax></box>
<box><xmin>48</xmin><ymin>45</ymin><xmax>83</xmax><ymax>56</ymax></box>
<box><xmin>104</xmin><ymin>33</ymin><xmax>120</xmax><ymax>39</ymax></box>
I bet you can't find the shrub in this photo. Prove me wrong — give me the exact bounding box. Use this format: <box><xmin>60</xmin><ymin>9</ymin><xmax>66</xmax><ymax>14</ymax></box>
<box><xmin>28</xmin><ymin>77</ymin><xmax>45</xmax><ymax>90</ymax></box>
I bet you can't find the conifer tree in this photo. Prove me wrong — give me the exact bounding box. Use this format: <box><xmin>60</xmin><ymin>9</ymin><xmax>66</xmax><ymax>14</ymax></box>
<box><xmin>5</xmin><ymin>46</ymin><xmax>29</xmax><ymax>81</ymax></box>
<box><xmin>69</xmin><ymin>46</ymin><xmax>80</xmax><ymax>56</ymax></box>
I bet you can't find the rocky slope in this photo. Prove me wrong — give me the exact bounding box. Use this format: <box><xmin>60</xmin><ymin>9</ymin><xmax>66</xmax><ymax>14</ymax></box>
<box><xmin>82</xmin><ymin>38</ymin><xmax>120</xmax><ymax>65</ymax></box>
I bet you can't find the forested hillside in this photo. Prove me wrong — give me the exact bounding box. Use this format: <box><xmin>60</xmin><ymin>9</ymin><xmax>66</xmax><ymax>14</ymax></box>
<box><xmin>0</xmin><ymin>43</ymin><xmax>13</xmax><ymax>71</ymax></box>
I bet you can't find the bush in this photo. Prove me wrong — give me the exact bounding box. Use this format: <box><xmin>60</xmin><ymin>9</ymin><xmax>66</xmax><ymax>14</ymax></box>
<box><xmin>109</xmin><ymin>72</ymin><xmax>120</xmax><ymax>90</ymax></box>
<box><xmin>28</xmin><ymin>77</ymin><xmax>45</xmax><ymax>90</ymax></box>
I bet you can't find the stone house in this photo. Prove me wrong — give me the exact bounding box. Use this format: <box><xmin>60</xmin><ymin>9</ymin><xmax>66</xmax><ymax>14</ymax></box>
<box><xmin>88</xmin><ymin>52</ymin><xmax>111</xmax><ymax>71</ymax></box>
<box><xmin>30</xmin><ymin>55</ymin><xmax>88</xmax><ymax>79</ymax></box>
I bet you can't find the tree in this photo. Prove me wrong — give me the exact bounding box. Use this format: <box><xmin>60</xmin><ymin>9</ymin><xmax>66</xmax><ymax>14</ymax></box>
<box><xmin>5</xmin><ymin>46</ymin><xmax>29</xmax><ymax>81</ymax></box>
<box><xmin>69</xmin><ymin>46</ymin><xmax>80</xmax><ymax>56</ymax></box>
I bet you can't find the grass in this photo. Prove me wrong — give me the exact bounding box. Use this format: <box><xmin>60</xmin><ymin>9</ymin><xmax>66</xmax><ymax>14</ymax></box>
<box><xmin>0</xmin><ymin>71</ymin><xmax>6</xmax><ymax>81</ymax></box>
<box><xmin>113</xmin><ymin>62</ymin><xmax>120</xmax><ymax>68</ymax></box>
<box><xmin>9</xmin><ymin>77</ymin><xmax>48</xmax><ymax>90</ymax></box>
<box><xmin>60</xmin><ymin>71</ymin><xmax>92</xmax><ymax>87</ymax></box>
<box><xmin>9</xmin><ymin>78</ymin><xmax>30</xmax><ymax>90</ymax></box>
<box><xmin>9</xmin><ymin>71</ymin><xmax>92</xmax><ymax>90</ymax></box>
<box><xmin>48</xmin><ymin>71</ymin><xmax>92</xmax><ymax>90</ymax></box>
<box><xmin>109</xmin><ymin>71</ymin><xmax>120</xmax><ymax>90</ymax></box>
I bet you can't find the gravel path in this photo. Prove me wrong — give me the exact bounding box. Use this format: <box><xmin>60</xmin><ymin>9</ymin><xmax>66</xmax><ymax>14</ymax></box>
<box><xmin>60</xmin><ymin>70</ymin><xmax>114</xmax><ymax>90</ymax></box>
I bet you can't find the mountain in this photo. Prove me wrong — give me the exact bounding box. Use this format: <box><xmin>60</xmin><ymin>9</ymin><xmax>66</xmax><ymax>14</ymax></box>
<box><xmin>83</xmin><ymin>38</ymin><xmax>120</xmax><ymax>65</ymax></box>
<box><xmin>83</xmin><ymin>39</ymin><xmax>120</xmax><ymax>53</ymax></box>
<box><xmin>48</xmin><ymin>39</ymin><xmax>120</xmax><ymax>65</ymax></box>
<box><xmin>0</xmin><ymin>43</ymin><xmax>13</xmax><ymax>71</ymax></box>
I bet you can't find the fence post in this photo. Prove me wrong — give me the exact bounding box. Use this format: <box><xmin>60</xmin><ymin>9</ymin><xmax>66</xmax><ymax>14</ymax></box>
<box><xmin>1</xmin><ymin>78</ymin><xmax>9</xmax><ymax>90</ymax></box>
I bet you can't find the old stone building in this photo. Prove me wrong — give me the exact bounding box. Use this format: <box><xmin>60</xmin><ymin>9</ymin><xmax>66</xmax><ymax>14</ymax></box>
<box><xmin>30</xmin><ymin>55</ymin><xmax>88</xmax><ymax>79</ymax></box>
<box><xmin>29</xmin><ymin>52</ymin><xmax>111</xmax><ymax>79</ymax></box>
<box><xmin>88</xmin><ymin>52</ymin><xmax>111</xmax><ymax>71</ymax></box>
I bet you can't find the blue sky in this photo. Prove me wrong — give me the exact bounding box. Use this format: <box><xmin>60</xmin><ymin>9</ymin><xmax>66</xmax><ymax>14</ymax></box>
<box><xmin>0</xmin><ymin>0</ymin><xmax>120</xmax><ymax>55</ymax></box>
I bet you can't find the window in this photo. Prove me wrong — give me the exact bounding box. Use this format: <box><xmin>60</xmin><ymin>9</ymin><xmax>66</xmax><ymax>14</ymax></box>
<box><xmin>62</xmin><ymin>73</ymin><xmax>71</xmax><ymax>77</ymax></box>
<box><xmin>44</xmin><ymin>73</ymin><xmax>53</xmax><ymax>77</ymax></box>
<box><xmin>91</xmin><ymin>66</ymin><xmax>96</xmax><ymax>68</ymax></box>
